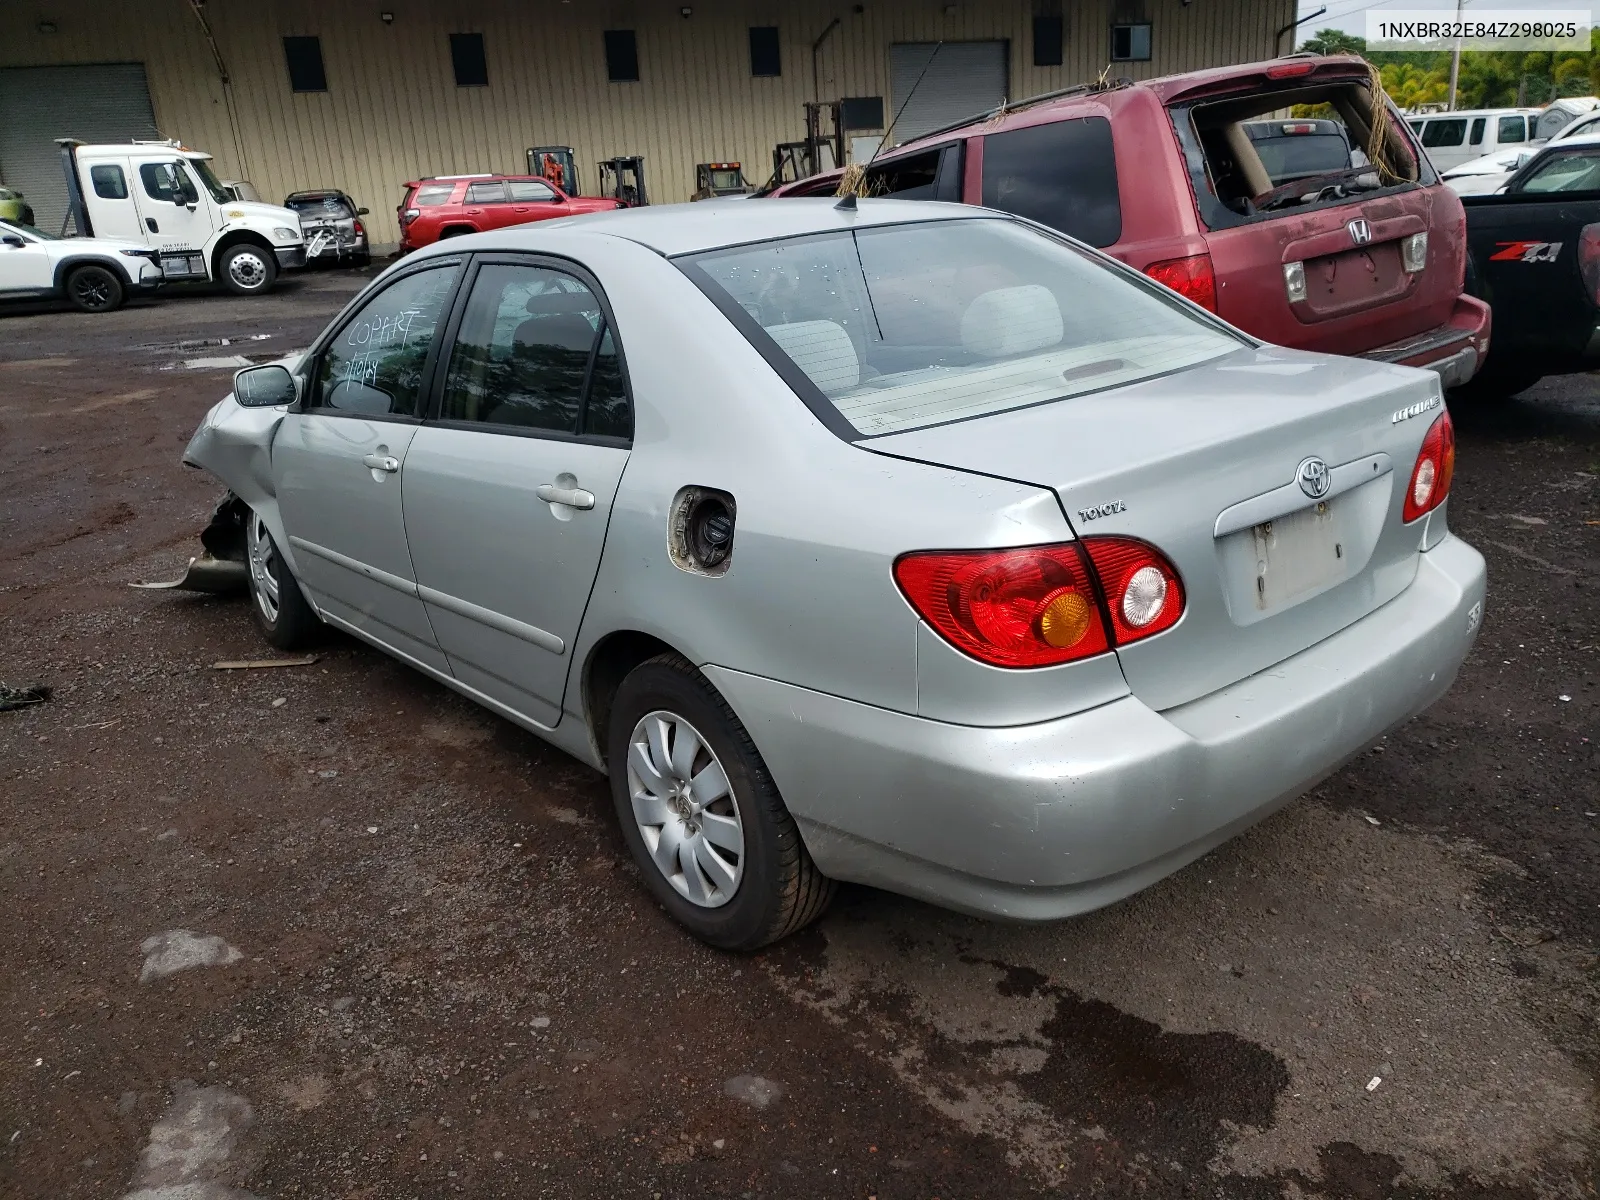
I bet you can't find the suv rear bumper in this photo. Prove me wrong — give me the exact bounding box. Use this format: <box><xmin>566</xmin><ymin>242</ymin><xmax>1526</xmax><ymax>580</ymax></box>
<box><xmin>706</xmin><ymin>534</ymin><xmax>1485</xmax><ymax>921</ymax></box>
<box><xmin>1360</xmin><ymin>294</ymin><xmax>1491</xmax><ymax>388</ymax></box>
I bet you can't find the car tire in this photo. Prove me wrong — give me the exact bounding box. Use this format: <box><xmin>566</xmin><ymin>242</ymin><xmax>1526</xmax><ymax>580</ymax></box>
<box><xmin>246</xmin><ymin>508</ymin><xmax>318</xmax><ymax>650</ymax></box>
<box><xmin>607</xmin><ymin>654</ymin><xmax>835</xmax><ymax>950</ymax></box>
<box><xmin>219</xmin><ymin>243</ymin><xmax>278</xmax><ymax>296</ymax></box>
<box><xmin>65</xmin><ymin>264</ymin><xmax>125</xmax><ymax>313</ymax></box>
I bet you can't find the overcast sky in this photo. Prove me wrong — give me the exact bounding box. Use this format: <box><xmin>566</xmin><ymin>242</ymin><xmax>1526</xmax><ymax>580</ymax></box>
<box><xmin>1294</xmin><ymin>0</ymin><xmax>1597</xmax><ymax>38</ymax></box>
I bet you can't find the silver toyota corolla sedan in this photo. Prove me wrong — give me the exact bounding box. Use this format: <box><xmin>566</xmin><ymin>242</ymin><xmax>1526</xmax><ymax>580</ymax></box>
<box><xmin>176</xmin><ymin>199</ymin><xmax>1486</xmax><ymax>949</ymax></box>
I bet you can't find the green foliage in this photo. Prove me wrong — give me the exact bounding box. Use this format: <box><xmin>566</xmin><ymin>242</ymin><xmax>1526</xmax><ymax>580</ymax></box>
<box><xmin>1295</xmin><ymin>28</ymin><xmax>1599</xmax><ymax>109</ymax></box>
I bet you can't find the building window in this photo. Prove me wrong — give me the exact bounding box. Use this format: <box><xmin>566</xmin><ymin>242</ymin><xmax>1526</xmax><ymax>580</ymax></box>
<box><xmin>1033</xmin><ymin>15</ymin><xmax>1064</xmax><ymax>66</ymax></box>
<box><xmin>1109</xmin><ymin>23</ymin><xmax>1151</xmax><ymax>62</ymax></box>
<box><xmin>450</xmin><ymin>32</ymin><xmax>488</xmax><ymax>87</ymax></box>
<box><xmin>282</xmin><ymin>36</ymin><xmax>328</xmax><ymax>92</ymax></box>
<box><xmin>604</xmin><ymin>29</ymin><xmax>639</xmax><ymax>82</ymax></box>
<box><xmin>749</xmin><ymin>26</ymin><xmax>780</xmax><ymax>77</ymax></box>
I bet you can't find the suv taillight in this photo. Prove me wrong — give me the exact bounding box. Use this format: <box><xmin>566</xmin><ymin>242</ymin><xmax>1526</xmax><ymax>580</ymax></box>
<box><xmin>1402</xmin><ymin>410</ymin><xmax>1456</xmax><ymax>523</ymax></box>
<box><xmin>1578</xmin><ymin>222</ymin><xmax>1600</xmax><ymax>305</ymax></box>
<box><xmin>893</xmin><ymin>538</ymin><xmax>1184</xmax><ymax>669</ymax></box>
<box><xmin>402</xmin><ymin>207</ymin><xmax>421</xmax><ymax>223</ymax></box>
<box><xmin>1144</xmin><ymin>254</ymin><xmax>1217</xmax><ymax>312</ymax></box>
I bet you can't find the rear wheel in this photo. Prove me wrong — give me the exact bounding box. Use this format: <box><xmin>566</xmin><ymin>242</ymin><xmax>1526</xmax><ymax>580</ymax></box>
<box><xmin>219</xmin><ymin>243</ymin><xmax>278</xmax><ymax>296</ymax></box>
<box><xmin>246</xmin><ymin>510</ymin><xmax>318</xmax><ymax>650</ymax></box>
<box><xmin>65</xmin><ymin>264</ymin><xmax>124</xmax><ymax>313</ymax></box>
<box><xmin>607</xmin><ymin>654</ymin><xmax>835</xmax><ymax>950</ymax></box>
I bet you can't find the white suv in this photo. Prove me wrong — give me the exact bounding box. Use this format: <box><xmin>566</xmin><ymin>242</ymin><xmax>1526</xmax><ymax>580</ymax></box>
<box><xmin>0</xmin><ymin>218</ymin><xmax>162</xmax><ymax>313</ymax></box>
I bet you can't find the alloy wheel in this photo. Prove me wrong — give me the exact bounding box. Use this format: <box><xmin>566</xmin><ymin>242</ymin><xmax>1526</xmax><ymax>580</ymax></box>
<box><xmin>73</xmin><ymin>273</ymin><xmax>114</xmax><ymax>310</ymax></box>
<box><xmin>246</xmin><ymin>512</ymin><xmax>282</xmax><ymax>624</ymax></box>
<box><xmin>229</xmin><ymin>251</ymin><xmax>269</xmax><ymax>290</ymax></box>
<box><xmin>626</xmin><ymin>710</ymin><xmax>744</xmax><ymax>908</ymax></box>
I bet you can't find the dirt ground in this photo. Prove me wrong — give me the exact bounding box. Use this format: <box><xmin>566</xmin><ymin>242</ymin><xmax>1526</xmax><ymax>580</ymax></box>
<box><xmin>1</xmin><ymin>273</ymin><xmax>1596</xmax><ymax>1199</ymax></box>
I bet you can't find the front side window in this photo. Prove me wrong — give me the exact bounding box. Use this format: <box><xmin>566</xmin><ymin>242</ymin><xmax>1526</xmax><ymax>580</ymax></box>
<box><xmin>1421</xmin><ymin>119</ymin><xmax>1466</xmax><ymax>147</ymax></box>
<box><xmin>438</xmin><ymin>264</ymin><xmax>627</xmax><ymax>436</ymax></box>
<box><xmin>981</xmin><ymin>117</ymin><xmax>1121</xmax><ymax>247</ymax></box>
<box><xmin>508</xmin><ymin>180</ymin><xmax>557</xmax><ymax>202</ymax></box>
<box><xmin>1498</xmin><ymin>115</ymin><xmax>1527</xmax><ymax>144</ymax></box>
<box><xmin>139</xmin><ymin>162</ymin><xmax>198</xmax><ymax>205</ymax></box>
<box><xmin>680</xmin><ymin>218</ymin><xmax>1243</xmax><ymax>438</ymax></box>
<box><xmin>316</xmin><ymin>267</ymin><xmax>459</xmax><ymax>416</ymax></box>
<box><xmin>1514</xmin><ymin>148</ymin><xmax>1600</xmax><ymax>194</ymax></box>
<box><xmin>465</xmin><ymin>181</ymin><xmax>508</xmax><ymax>204</ymax></box>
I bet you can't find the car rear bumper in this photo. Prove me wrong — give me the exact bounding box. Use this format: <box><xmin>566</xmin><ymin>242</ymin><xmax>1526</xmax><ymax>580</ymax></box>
<box><xmin>706</xmin><ymin>534</ymin><xmax>1486</xmax><ymax>922</ymax></box>
<box><xmin>1361</xmin><ymin>294</ymin><xmax>1491</xmax><ymax>387</ymax></box>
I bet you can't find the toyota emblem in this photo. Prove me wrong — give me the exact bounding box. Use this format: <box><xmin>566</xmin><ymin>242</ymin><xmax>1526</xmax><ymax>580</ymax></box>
<box><xmin>1297</xmin><ymin>456</ymin><xmax>1331</xmax><ymax>499</ymax></box>
<box><xmin>1347</xmin><ymin>218</ymin><xmax>1372</xmax><ymax>245</ymax></box>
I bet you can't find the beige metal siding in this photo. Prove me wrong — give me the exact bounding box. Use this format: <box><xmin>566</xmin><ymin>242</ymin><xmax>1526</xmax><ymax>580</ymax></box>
<box><xmin>0</xmin><ymin>0</ymin><xmax>1292</xmax><ymax>246</ymax></box>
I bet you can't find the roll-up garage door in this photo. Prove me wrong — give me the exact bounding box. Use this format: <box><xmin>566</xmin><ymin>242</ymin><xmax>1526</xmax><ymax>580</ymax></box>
<box><xmin>888</xmin><ymin>42</ymin><xmax>1008</xmax><ymax>147</ymax></box>
<box><xmin>0</xmin><ymin>63</ymin><xmax>159</xmax><ymax>234</ymax></box>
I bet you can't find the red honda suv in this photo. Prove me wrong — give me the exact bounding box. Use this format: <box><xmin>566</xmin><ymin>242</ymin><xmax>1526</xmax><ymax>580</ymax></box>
<box><xmin>773</xmin><ymin>55</ymin><xmax>1490</xmax><ymax>386</ymax></box>
<box><xmin>398</xmin><ymin>174</ymin><xmax>622</xmax><ymax>251</ymax></box>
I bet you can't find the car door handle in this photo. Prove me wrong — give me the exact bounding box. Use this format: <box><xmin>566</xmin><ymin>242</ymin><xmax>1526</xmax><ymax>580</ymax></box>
<box><xmin>535</xmin><ymin>483</ymin><xmax>594</xmax><ymax>509</ymax></box>
<box><xmin>362</xmin><ymin>453</ymin><xmax>400</xmax><ymax>473</ymax></box>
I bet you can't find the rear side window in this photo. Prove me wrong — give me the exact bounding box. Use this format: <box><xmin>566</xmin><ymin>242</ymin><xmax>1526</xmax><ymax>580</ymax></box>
<box><xmin>90</xmin><ymin>165</ymin><xmax>128</xmax><ymax>199</ymax></box>
<box><xmin>412</xmin><ymin>184</ymin><xmax>455</xmax><ymax>206</ymax></box>
<box><xmin>1469</xmin><ymin>118</ymin><xmax>1486</xmax><ymax>146</ymax></box>
<box><xmin>508</xmin><ymin>180</ymin><xmax>557</xmax><ymax>202</ymax></box>
<box><xmin>1498</xmin><ymin>115</ymin><xmax>1527</xmax><ymax>144</ymax></box>
<box><xmin>981</xmin><ymin>117</ymin><xmax>1121</xmax><ymax>248</ymax></box>
<box><xmin>1421</xmin><ymin>119</ymin><xmax>1466</xmax><ymax>148</ymax></box>
<box><xmin>465</xmin><ymin>181</ymin><xmax>508</xmax><ymax>204</ymax></box>
<box><xmin>865</xmin><ymin>150</ymin><xmax>939</xmax><ymax>199</ymax></box>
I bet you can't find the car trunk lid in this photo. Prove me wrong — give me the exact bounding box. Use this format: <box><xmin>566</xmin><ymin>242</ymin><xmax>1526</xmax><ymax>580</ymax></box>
<box><xmin>868</xmin><ymin>345</ymin><xmax>1443</xmax><ymax>711</ymax></box>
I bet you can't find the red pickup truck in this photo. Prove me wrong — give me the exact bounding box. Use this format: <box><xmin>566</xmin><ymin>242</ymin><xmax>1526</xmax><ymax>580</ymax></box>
<box><xmin>776</xmin><ymin>55</ymin><xmax>1489</xmax><ymax>385</ymax></box>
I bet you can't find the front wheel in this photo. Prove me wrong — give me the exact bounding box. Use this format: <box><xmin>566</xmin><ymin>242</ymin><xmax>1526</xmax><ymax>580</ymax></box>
<box><xmin>607</xmin><ymin>654</ymin><xmax>835</xmax><ymax>950</ymax></box>
<box><xmin>65</xmin><ymin>264</ymin><xmax>125</xmax><ymax>313</ymax></box>
<box><xmin>219</xmin><ymin>243</ymin><xmax>278</xmax><ymax>296</ymax></box>
<box><xmin>246</xmin><ymin>510</ymin><xmax>318</xmax><ymax>649</ymax></box>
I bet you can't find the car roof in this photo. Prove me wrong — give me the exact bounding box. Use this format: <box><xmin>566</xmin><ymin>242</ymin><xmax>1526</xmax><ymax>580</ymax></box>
<box><xmin>1534</xmin><ymin>131</ymin><xmax>1600</xmax><ymax>150</ymax></box>
<box><xmin>287</xmin><ymin>189</ymin><xmax>345</xmax><ymax>199</ymax></box>
<box><xmin>430</xmin><ymin>197</ymin><xmax>999</xmax><ymax>257</ymax></box>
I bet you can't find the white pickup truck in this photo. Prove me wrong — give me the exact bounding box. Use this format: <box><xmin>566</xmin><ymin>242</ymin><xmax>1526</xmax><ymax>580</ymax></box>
<box><xmin>59</xmin><ymin>139</ymin><xmax>306</xmax><ymax>295</ymax></box>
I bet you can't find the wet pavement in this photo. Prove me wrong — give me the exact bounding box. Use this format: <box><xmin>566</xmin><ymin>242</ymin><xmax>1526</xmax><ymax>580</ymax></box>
<box><xmin>0</xmin><ymin>272</ymin><xmax>1596</xmax><ymax>1198</ymax></box>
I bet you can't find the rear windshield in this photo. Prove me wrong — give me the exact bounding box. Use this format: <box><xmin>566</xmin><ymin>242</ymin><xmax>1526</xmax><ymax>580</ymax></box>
<box><xmin>289</xmin><ymin>194</ymin><xmax>353</xmax><ymax>217</ymax></box>
<box><xmin>679</xmin><ymin>217</ymin><xmax>1244</xmax><ymax>438</ymax></box>
<box><xmin>1249</xmin><ymin>132</ymin><xmax>1352</xmax><ymax>183</ymax></box>
<box><xmin>411</xmin><ymin>184</ymin><xmax>454</xmax><ymax>206</ymax></box>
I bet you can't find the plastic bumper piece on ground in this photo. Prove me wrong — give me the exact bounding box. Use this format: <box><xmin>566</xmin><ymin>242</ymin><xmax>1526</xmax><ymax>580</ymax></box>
<box><xmin>706</xmin><ymin>535</ymin><xmax>1487</xmax><ymax>922</ymax></box>
<box><xmin>275</xmin><ymin>245</ymin><xmax>308</xmax><ymax>270</ymax></box>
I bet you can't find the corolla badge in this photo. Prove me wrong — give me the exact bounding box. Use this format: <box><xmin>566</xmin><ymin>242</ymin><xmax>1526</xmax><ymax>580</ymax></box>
<box><xmin>1296</xmin><ymin>456</ymin><xmax>1331</xmax><ymax>499</ymax></box>
<box><xmin>1348</xmin><ymin>218</ymin><xmax>1372</xmax><ymax>245</ymax></box>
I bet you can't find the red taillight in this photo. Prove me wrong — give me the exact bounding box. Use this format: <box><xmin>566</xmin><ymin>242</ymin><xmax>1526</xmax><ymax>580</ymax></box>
<box><xmin>1080</xmin><ymin>537</ymin><xmax>1186</xmax><ymax>644</ymax></box>
<box><xmin>1281</xmin><ymin>122</ymin><xmax>1318</xmax><ymax>134</ymax></box>
<box><xmin>893</xmin><ymin>538</ymin><xmax>1184</xmax><ymax>669</ymax></box>
<box><xmin>1402</xmin><ymin>410</ymin><xmax>1456</xmax><ymax>523</ymax></box>
<box><xmin>1144</xmin><ymin>254</ymin><xmax>1217</xmax><ymax>312</ymax></box>
<box><xmin>1578</xmin><ymin>222</ymin><xmax>1600</xmax><ymax>305</ymax></box>
<box><xmin>1266</xmin><ymin>61</ymin><xmax>1315</xmax><ymax>79</ymax></box>
<box><xmin>401</xmin><ymin>207</ymin><xmax>421</xmax><ymax>224</ymax></box>
<box><xmin>353</xmin><ymin>218</ymin><xmax>365</xmax><ymax>236</ymax></box>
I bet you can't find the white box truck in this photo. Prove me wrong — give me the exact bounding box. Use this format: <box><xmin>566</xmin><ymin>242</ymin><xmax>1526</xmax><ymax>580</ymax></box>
<box><xmin>58</xmin><ymin>139</ymin><xmax>306</xmax><ymax>295</ymax></box>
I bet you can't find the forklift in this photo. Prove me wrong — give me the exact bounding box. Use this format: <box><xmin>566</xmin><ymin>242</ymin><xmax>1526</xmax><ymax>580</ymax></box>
<box><xmin>690</xmin><ymin>162</ymin><xmax>751</xmax><ymax>201</ymax></box>
<box><xmin>526</xmin><ymin>145</ymin><xmax>580</xmax><ymax>196</ymax></box>
<box><xmin>596</xmin><ymin>156</ymin><xmax>647</xmax><ymax>207</ymax></box>
<box><xmin>764</xmin><ymin>102</ymin><xmax>846</xmax><ymax>189</ymax></box>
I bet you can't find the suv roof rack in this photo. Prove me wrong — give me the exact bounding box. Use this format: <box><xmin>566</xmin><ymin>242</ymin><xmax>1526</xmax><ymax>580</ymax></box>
<box><xmin>891</xmin><ymin>78</ymin><xmax>1131</xmax><ymax>149</ymax></box>
<box><xmin>426</xmin><ymin>173</ymin><xmax>495</xmax><ymax>180</ymax></box>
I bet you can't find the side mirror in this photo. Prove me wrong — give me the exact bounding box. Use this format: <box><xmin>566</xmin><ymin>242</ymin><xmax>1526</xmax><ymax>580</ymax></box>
<box><xmin>234</xmin><ymin>364</ymin><xmax>298</xmax><ymax>408</ymax></box>
<box><xmin>1</xmin><ymin>235</ymin><xmax>23</xmax><ymax>248</ymax></box>
<box><xmin>356</xmin><ymin>207</ymin><xmax>370</xmax><ymax>216</ymax></box>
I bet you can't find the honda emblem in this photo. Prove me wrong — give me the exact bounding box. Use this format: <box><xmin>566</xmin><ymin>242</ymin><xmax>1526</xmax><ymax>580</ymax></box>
<box><xmin>1347</xmin><ymin>218</ymin><xmax>1372</xmax><ymax>245</ymax></box>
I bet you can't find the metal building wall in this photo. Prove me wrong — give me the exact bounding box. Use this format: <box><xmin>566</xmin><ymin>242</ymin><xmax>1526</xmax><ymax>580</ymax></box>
<box><xmin>0</xmin><ymin>0</ymin><xmax>1293</xmax><ymax>247</ymax></box>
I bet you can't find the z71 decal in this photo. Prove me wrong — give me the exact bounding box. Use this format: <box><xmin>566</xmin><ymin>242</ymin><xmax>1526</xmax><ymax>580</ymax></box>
<box><xmin>1489</xmin><ymin>240</ymin><xmax>1563</xmax><ymax>263</ymax></box>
